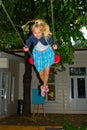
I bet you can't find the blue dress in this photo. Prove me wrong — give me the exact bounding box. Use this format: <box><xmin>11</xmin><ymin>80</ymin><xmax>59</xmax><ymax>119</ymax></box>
<box><xmin>26</xmin><ymin>34</ymin><xmax>58</xmax><ymax>72</ymax></box>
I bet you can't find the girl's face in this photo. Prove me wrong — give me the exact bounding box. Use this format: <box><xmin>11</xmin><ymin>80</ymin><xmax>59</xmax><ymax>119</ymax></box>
<box><xmin>33</xmin><ymin>27</ymin><xmax>43</xmax><ymax>39</ymax></box>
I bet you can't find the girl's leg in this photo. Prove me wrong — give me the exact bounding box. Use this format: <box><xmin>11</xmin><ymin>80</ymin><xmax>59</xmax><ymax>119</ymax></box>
<box><xmin>39</xmin><ymin>71</ymin><xmax>45</xmax><ymax>84</ymax></box>
<box><xmin>39</xmin><ymin>71</ymin><xmax>45</xmax><ymax>96</ymax></box>
<box><xmin>39</xmin><ymin>66</ymin><xmax>50</xmax><ymax>96</ymax></box>
<box><xmin>43</xmin><ymin>66</ymin><xmax>50</xmax><ymax>88</ymax></box>
<box><xmin>39</xmin><ymin>66</ymin><xmax>50</xmax><ymax>88</ymax></box>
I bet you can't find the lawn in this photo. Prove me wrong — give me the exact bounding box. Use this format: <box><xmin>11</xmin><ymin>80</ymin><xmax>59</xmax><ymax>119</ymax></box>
<box><xmin>0</xmin><ymin>114</ymin><xmax>87</xmax><ymax>127</ymax></box>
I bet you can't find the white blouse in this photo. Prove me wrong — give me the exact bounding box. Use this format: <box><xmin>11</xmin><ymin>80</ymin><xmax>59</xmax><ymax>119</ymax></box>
<box><xmin>35</xmin><ymin>41</ymin><xmax>49</xmax><ymax>51</ymax></box>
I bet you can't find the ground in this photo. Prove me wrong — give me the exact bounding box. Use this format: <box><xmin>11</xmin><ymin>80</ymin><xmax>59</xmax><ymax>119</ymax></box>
<box><xmin>0</xmin><ymin>114</ymin><xmax>87</xmax><ymax>127</ymax></box>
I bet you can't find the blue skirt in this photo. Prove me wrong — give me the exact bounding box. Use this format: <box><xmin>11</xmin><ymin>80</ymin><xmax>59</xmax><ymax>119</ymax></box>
<box><xmin>32</xmin><ymin>46</ymin><xmax>55</xmax><ymax>72</ymax></box>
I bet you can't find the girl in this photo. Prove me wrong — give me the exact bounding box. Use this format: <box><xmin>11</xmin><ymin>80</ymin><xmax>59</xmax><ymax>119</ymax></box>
<box><xmin>23</xmin><ymin>19</ymin><xmax>58</xmax><ymax>97</ymax></box>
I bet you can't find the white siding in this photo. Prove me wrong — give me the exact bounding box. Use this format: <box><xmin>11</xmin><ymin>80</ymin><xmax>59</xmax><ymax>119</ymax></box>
<box><xmin>44</xmin><ymin>66</ymin><xmax>70</xmax><ymax>113</ymax></box>
<box><xmin>0</xmin><ymin>51</ymin><xmax>24</xmax><ymax>117</ymax></box>
<box><xmin>18</xmin><ymin>63</ymin><xmax>25</xmax><ymax>100</ymax></box>
<box><xmin>0</xmin><ymin>58</ymin><xmax>9</xmax><ymax>68</ymax></box>
<box><xmin>7</xmin><ymin>60</ymin><xmax>20</xmax><ymax>115</ymax></box>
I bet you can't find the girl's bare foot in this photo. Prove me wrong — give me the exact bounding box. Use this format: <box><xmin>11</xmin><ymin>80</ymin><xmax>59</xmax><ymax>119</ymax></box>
<box><xmin>45</xmin><ymin>86</ymin><xmax>49</xmax><ymax>93</ymax></box>
<box><xmin>40</xmin><ymin>85</ymin><xmax>45</xmax><ymax>97</ymax></box>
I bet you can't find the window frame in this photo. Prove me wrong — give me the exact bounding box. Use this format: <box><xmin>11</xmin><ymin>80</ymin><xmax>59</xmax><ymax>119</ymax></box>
<box><xmin>46</xmin><ymin>67</ymin><xmax>56</xmax><ymax>102</ymax></box>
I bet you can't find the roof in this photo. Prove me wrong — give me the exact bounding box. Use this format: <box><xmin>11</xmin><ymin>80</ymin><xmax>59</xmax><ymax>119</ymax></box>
<box><xmin>75</xmin><ymin>48</ymin><xmax>87</xmax><ymax>51</ymax></box>
<box><xmin>0</xmin><ymin>49</ymin><xmax>24</xmax><ymax>58</ymax></box>
<box><xmin>0</xmin><ymin>48</ymin><xmax>87</xmax><ymax>58</ymax></box>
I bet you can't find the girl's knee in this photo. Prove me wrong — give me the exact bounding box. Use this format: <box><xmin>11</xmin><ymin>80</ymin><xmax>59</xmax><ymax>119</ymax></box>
<box><xmin>45</xmin><ymin>72</ymin><xmax>49</xmax><ymax>77</ymax></box>
<box><xmin>39</xmin><ymin>71</ymin><xmax>44</xmax><ymax>75</ymax></box>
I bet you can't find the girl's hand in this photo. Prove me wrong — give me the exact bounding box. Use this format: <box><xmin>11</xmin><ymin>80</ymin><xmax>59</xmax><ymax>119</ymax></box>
<box><xmin>52</xmin><ymin>44</ymin><xmax>58</xmax><ymax>50</ymax></box>
<box><xmin>23</xmin><ymin>45</ymin><xmax>29</xmax><ymax>52</ymax></box>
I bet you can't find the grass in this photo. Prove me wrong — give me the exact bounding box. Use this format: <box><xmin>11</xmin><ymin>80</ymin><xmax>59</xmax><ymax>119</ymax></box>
<box><xmin>0</xmin><ymin>114</ymin><xmax>87</xmax><ymax>127</ymax></box>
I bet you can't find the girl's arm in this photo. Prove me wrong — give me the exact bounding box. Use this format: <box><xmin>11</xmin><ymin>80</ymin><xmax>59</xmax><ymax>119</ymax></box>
<box><xmin>23</xmin><ymin>35</ymin><xmax>33</xmax><ymax>52</ymax></box>
<box><xmin>47</xmin><ymin>36</ymin><xmax>58</xmax><ymax>50</ymax></box>
<box><xmin>23</xmin><ymin>45</ymin><xmax>29</xmax><ymax>52</ymax></box>
<box><xmin>52</xmin><ymin>44</ymin><xmax>58</xmax><ymax>50</ymax></box>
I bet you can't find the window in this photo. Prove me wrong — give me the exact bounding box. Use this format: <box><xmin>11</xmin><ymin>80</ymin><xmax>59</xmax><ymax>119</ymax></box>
<box><xmin>1</xmin><ymin>72</ymin><xmax>8</xmax><ymax>99</ymax></box>
<box><xmin>10</xmin><ymin>76</ymin><xmax>15</xmax><ymax>103</ymax></box>
<box><xmin>71</xmin><ymin>78</ymin><xmax>74</xmax><ymax>98</ymax></box>
<box><xmin>69</xmin><ymin>67</ymin><xmax>86</xmax><ymax>99</ymax></box>
<box><xmin>47</xmin><ymin>67</ymin><xmax>55</xmax><ymax>101</ymax></box>
<box><xmin>77</xmin><ymin>78</ymin><xmax>86</xmax><ymax>98</ymax></box>
<box><xmin>69</xmin><ymin>67</ymin><xmax>86</xmax><ymax>76</ymax></box>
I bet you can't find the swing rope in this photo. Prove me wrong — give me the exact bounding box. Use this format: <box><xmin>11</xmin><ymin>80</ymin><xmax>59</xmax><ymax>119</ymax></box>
<box><xmin>50</xmin><ymin>0</ymin><xmax>61</xmax><ymax>64</ymax></box>
<box><xmin>0</xmin><ymin>0</ymin><xmax>32</xmax><ymax>57</ymax></box>
<box><xmin>51</xmin><ymin>0</ymin><xmax>55</xmax><ymax>39</ymax></box>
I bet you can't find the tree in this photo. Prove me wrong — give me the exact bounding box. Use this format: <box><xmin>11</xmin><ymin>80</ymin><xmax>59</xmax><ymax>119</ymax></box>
<box><xmin>0</xmin><ymin>0</ymin><xmax>87</xmax><ymax>115</ymax></box>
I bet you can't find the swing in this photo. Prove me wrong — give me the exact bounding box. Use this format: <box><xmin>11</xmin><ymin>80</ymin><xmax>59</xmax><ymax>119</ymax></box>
<box><xmin>29</xmin><ymin>53</ymin><xmax>61</xmax><ymax>65</ymax></box>
<box><xmin>28</xmin><ymin>0</ymin><xmax>61</xmax><ymax>65</ymax></box>
<box><xmin>29</xmin><ymin>52</ymin><xmax>61</xmax><ymax>65</ymax></box>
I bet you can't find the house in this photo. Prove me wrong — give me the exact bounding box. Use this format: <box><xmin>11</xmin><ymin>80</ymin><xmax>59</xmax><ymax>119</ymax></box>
<box><xmin>29</xmin><ymin>49</ymin><xmax>87</xmax><ymax>114</ymax></box>
<box><xmin>14</xmin><ymin>48</ymin><xmax>87</xmax><ymax>114</ymax></box>
<box><xmin>0</xmin><ymin>50</ymin><xmax>24</xmax><ymax>118</ymax></box>
<box><xmin>0</xmin><ymin>49</ymin><xmax>87</xmax><ymax>118</ymax></box>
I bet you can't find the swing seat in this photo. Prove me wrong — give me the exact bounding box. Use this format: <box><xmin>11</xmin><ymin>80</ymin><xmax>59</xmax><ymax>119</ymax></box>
<box><xmin>29</xmin><ymin>57</ymin><xmax>34</xmax><ymax>65</ymax></box>
<box><xmin>29</xmin><ymin>54</ymin><xmax>61</xmax><ymax>65</ymax></box>
<box><xmin>54</xmin><ymin>54</ymin><xmax>61</xmax><ymax>64</ymax></box>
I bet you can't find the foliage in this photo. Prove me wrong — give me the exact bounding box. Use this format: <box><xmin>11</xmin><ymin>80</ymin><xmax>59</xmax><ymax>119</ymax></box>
<box><xmin>80</xmin><ymin>124</ymin><xmax>87</xmax><ymax>130</ymax></box>
<box><xmin>74</xmin><ymin>38</ymin><xmax>87</xmax><ymax>48</ymax></box>
<box><xmin>63</xmin><ymin>122</ymin><xmax>87</xmax><ymax>130</ymax></box>
<box><xmin>0</xmin><ymin>0</ymin><xmax>87</xmax><ymax>66</ymax></box>
<box><xmin>63</xmin><ymin>122</ymin><xmax>78</xmax><ymax>130</ymax></box>
<box><xmin>0</xmin><ymin>31</ymin><xmax>23</xmax><ymax>50</ymax></box>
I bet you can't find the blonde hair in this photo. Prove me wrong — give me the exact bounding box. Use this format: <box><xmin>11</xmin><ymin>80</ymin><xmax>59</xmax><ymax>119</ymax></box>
<box><xmin>31</xmin><ymin>19</ymin><xmax>52</xmax><ymax>38</ymax></box>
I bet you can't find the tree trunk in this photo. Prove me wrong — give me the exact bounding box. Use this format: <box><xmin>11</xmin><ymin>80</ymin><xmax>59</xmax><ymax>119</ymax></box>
<box><xmin>23</xmin><ymin>53</ymin><xmax>32</xmax><ymax>115</ymax></box>
<box><xmin>14</xmin><ymin>0</ymin><xmax>35</xmax><ymax>115</ymax></box>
